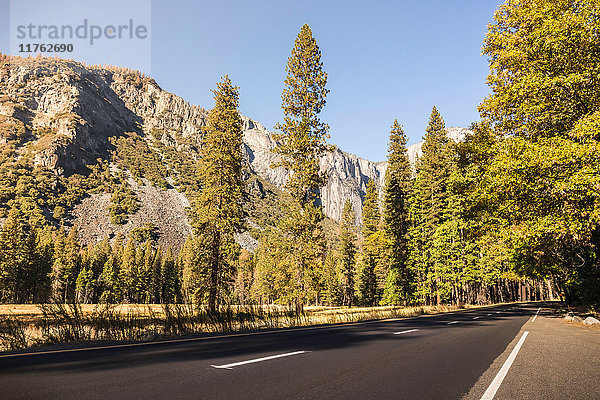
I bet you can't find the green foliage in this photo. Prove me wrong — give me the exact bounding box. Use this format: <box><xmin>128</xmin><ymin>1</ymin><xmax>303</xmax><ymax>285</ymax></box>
<box><xmin>254</xmin><ymin>205</ymin><xmax>330</xmax><ymax>310</ymax></box>
<box><xmin>0</xmin><ymin>116</ymin><xmax>27</xmax><ymax>141</ymax></box>
<box><xmin>0</xmin><ymin>205</ymin><xmax>52</xmax><ymax>303</ymax></box>
<box><xmin>339</xmin><ymin>200</ymin><xmax>357</xmax><ymax>306</ymax></box>
<box><xmin>273</xmin><ymin>24</ymin><xmax>330</xmax><ymax>204</ymax></box>
<box><xmin>257</xmin><ymin>24</ymin><xmax>332</xmax><ymax>311</ymax></box>
<box><xmin>477</xmin><ymin>134</ymin><xmax>600</xmax><ymax>303</ymax></box>
<box><xmin>253</xmin><ymin>201</ymin><xmax>327</xmax><ymax>306</ymax></box>
<box><xmin>408</xmin><ymin>108</ymin><xmax>458</xmax><ymax>305</ymax></box>
<box><xmin>161</xmin><ymin>248</ymin><xmax>179</xmax><ymax>304</ymax></box>
<box><xmin>480</xmin><ymin>0</ymin><xmax>600</xmax><ymax>139</ymax></box>
<box><xmin>0</xmin><ymin>143</ymin><xmax>117</xmax><ymax>224</ymax></box>
<box><xmin>356</xmin><ymin>180</ymin><xmax>388</xmax><ymax>306</ymax></box>
<box><xmin>356</xmin><ymin>230</ymin><xmax>388</xmax><ymax>306</ymax></box>
<box><xmin>5</xmin><ymin>15</ymin><xmax>583</xmax><ymax>309</ymax></box>
<box><xmin>382</xmin><ymin>120</ymin><xmax>412</xmax><ymax>305</ymax></box>
<box><xmin>111</xmin><ymin>132</ymin><xmax>169</xmax><ymax>188</ymax></box>
<box><xmin>186</xmin><ymin>76</ymin><xmax>245</xmax><ymax>311</ymax></box>
<box><xmin>243</xmin><ymin>175</ymin><xmax>287</xmax><ymax>229</ymax></box>
<box><xmin>131</xmin><ymin>223</ymin><xmax>158</xmax><ymax>243</ymax></box>
<box><xmin>477</xmin><ymin>0</ymin><xmax>600</xmax><ymax>305</ymax></box>
<box><xmin>50</xmin><ymin>227</ymin><xmax>81</xmax><ymax>303</ymax></box>
<box><xmin>362</xmin><ymin>179</ymin><xmax>380</xmax><ymax>237</ymax></box>
<box><xmin>235</xmin><ymin>250</ymin><xmax>255</xmax><ymax>304</ymax></box>
<box><xmin>109</xmin><ymin>184</ymin><xmax>140</xmax><ymax>225</ymax></box>
<box><xmin>151</xmin><ymin>132</ymin><xmax>200</xmax><ymax>194</ymax></box>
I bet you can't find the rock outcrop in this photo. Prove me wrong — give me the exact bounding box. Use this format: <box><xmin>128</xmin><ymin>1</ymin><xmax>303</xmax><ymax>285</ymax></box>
<box><xmin>242</xmin><ymin>118</ymin><xmax>388</xmax><ymax>222</ymax></box>
<box><xmin>1</xmin><ymin>56</ymin><xmax>470</xmax><ymax>250</ymax></box>
<box><xmin>242</xmin><ymin>120</ymin><xmax>469</xmax><ymax>222</ymax></box>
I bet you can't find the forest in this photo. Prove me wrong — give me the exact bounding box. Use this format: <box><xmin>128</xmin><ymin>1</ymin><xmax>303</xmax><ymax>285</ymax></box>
<box><xmin>0</xmin><ymin>0</ymin><xmax>599</xmax><ymax>312</ymax></box>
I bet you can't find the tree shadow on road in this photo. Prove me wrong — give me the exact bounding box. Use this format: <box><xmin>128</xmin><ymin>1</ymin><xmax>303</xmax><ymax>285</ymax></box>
<box><xmin>0</xmin><ymin>303</ymin><xmax>548</xmax><ymax>375</ymax></box>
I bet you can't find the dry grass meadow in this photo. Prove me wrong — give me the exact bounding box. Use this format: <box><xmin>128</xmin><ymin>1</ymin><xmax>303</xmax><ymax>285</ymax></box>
<box><xmin>0</xmin><ymin>302</ymin><xmax>496</xmax><ymax>353</ymax></box>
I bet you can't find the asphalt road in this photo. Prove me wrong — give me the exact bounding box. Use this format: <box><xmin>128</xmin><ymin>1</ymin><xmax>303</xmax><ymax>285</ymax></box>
<box><xmin>0</xmin><ymin>303</ymin><xmax>570</xmax><ymax>399</ymax></box>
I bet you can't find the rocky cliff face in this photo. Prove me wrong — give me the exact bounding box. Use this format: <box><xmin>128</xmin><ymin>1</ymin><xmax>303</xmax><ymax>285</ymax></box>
<box><xmin>1</xmin><ymin>56</ymin><xmax>468</xmax><ymax>249</ymax></box>
<box><xmin>242</xmin><ymin>120</ymin><xmax>469</xmax><ymax>222</ymax></box>
<box><xmin>0</xmin><ymin>58</ymin><xmax>207</xmax><ymax>174</ymax></box>
<box><xmin>241</xmin><ymin>118</ymin><xmax>387</xmax><ymax>222</ymax></box>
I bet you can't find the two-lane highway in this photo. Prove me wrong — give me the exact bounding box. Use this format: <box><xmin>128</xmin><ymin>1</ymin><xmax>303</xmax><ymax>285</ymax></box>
<box><xmin>0</xmin><ymin>304</ymin><xmax>543</xmax><ymax>399</ymax></box>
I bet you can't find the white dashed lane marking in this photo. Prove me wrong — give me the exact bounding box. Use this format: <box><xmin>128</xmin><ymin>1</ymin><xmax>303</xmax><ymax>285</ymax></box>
<box><xmin>211</xmin><ymin>351</ymin><xmax>308</xmax><ymax>370</ymax></box>
<box><xmin>394</xmin><ymin>329</ymin><xmax>419</xmax><ymax>335</ymax></box>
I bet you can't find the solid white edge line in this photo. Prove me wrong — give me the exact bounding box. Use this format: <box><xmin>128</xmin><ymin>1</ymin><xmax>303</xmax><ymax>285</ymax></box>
<box><xmin>480</xmin><ymin>331</ymin><xmax>529</xmax><ymax>400</ymax></box>
<box><xmin>211</xmin><ymin>351</ymin><xmax>307</xmax><ymax>369</ymax></box>
<box><xmin>531</xmin><ymin>307</ymin><xmax>541</xmax><ymax>323</ymax></box>
<box><xmin>393</xmin><ymin>329</ymin><xmax>419</xmax><ymax>335</ymax></box>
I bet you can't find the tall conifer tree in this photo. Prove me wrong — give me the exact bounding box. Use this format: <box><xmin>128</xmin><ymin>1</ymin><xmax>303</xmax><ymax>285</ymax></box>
<box><xmin>264</xmin><ymin>24</ymin><xmax>331</xmax><ymax>311</ymax></box>
<box><xmin>362</xmin><ymin>179</ymin><xmax>380</xmax><ymax>237</ymax></box>
<box><xmin>191</xmin><ymin>75</ymin><xmax>244</xmax><ymax>312</ymax></box>
<box><xmin>274</xmin><ymin>23</ymin><xmax>330</xmax><ymax>205</ymax></box>
<box><xmin>0</xmin><ymin>206</ymin><xmax>27</xmax><ymax>302</ymax></box>
<box><xmin>339</xmin><ymin>200</ymin><xmax>357</xmax><ymax>306</ymax></box>
<box><xmin>409</xmin><ymin>107</ymin><xmax>453</xmax><ymax>304</ymax></box>
<box><xmin>382</xmin><ymin>120</ymin><xmax>412</xmax><ymax>305</ymax></box>
<box><xmin>356</xmin><ymin>179</ymin><xmax>381</xmax><ymax>305</ymax></box>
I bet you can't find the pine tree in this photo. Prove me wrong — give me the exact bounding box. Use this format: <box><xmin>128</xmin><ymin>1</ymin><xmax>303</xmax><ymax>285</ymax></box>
<box><xmin>30</xmin><ymin>226</ymin><xmax>53</xmax><ymax>302</ymax></box>
<box><xmin>133</xmin><ymin>243</ymin><xmax>145</xmax><ymax>302</ymax></box>
<box><xmin>250</xmin><ymin>228</ymin><xmax>280</xmax><ymax>304</ymax></box>
<box><xmin>150</xmin><ymin>245</ymin><xmax>163</xmax><ymax>303</ymax></box>
<box><xmin>190</xmin><ymin>75</ymin><xmax>244</xmax><ymax>312</ymax></box>
<box><xmin>420</xmin><ymin>107</ymin><xmax>451</xmax><ymax>230</ymax></box>
<box><xmin>356</xmin><ymin>251</ymin><xmax>377</xmax><ymax>306</ymax></box>
<box><xmin>180</xmin><ymin>234</ymin><xmax>214</xmax><ymax>304</ymax></box>
<box><xmin>263</xmin><ymin>24</ymin><xmax>331</xmax><ymax>312</ymax></box>
<box><xmin>88</xmin><ymin>239</ymin><xmax>111</xmax><ymax>303</ymax></box>
<box><xmin>339</xmin><ymin>200</ymin><xmax>357</xmax><ymax>306</ymax></box>
<box><xmin>0</xmin><ymin>206</ymin><xmax>27</xmax><ymax>302</ymax></box>
<box><xmin>409</xmin><ymin>107</ymin><xmax>453</xmax><ymax>305</ymax></box>
<box><xmin>119</xmin><ymin>237</ymin><xmax>137</xmax><ymax>302</ymax></box>
<box><xmin>50</xmin><ymin>227</ymin><xmax>81</xmax><ymax>303</ymax></box>
<box><xmin>75</xmin><ymin>266</ymin><xmax>94</xmax><ymax>303</ymax></box>
<box><xmin>356</xmin><ymin>179</ymin><xmax>380</xmax><ymax>305</ymax></box>
<box><xmin>362</xmin><ymin>179</ymin><xmax>380</xmax><ymax>237</ymax></box>
<box><xmin>322</xmin><ymin>248</ymin><xmax>341</xmax><ymax>306</ymax></box>
<box><xmin>160</xmin><ymin>247</ymin><xmax>177</xmax><ymax>303</ymax></box>
<box><xmin>99</xmin><ymin>251</ymin><xmax>120</xmax><ymax>303</ymax></box>
<box><xmin>253</xmin><ymin>202</ymin><xmax>327</xmax><ymax>308</ymax></box>
<box><xmin>274</xmin><ymin>23</ymin><xmax>330</xmax><ymax>205</ymax></box>
<box><xmin>234</xmin><ymin>250</ymin><xmax>255</xmax><ymax>304</ymax></box>
<box><xmin>382</xmin><ymin>120</ymin><xmax>412</xmax><ymax>305</ymax></box>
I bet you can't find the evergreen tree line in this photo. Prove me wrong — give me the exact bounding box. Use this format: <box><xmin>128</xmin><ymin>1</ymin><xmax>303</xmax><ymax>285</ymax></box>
<box><xmin>251</xmin><ymin>110</ymin><xmax>556</xmax><ymax>307</ymax></box>
<box><xmin>0</xmin><ymin>205</ymin><xmax>179</xmax><ymax>304</ymax></box>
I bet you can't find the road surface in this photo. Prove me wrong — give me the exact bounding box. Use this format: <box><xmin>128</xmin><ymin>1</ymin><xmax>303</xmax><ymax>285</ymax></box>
<box><xmin>1</xmin><ymin>302</ymin><xmax>598</xmax><ymax>399</ymax></box>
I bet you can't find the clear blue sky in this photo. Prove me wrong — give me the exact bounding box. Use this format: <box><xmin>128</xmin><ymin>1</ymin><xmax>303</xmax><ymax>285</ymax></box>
<box><xmin>0</xmin><ymin>0</ymin><xmax>503</xmax><ymax>161</ymax></box>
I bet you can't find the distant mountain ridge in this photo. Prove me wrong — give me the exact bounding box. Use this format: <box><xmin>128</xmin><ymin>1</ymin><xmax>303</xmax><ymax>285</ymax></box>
<box><xmin>0</xmin><ymin>55</ymin><xmax>469</xmax><ymax>249</ymax></box>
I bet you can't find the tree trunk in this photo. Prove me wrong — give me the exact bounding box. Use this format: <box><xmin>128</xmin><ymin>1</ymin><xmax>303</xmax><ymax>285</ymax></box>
<box><xmin>208</xmin><ymin>229</ymin><xmax>220</xmax><ymax>313</ymax></box>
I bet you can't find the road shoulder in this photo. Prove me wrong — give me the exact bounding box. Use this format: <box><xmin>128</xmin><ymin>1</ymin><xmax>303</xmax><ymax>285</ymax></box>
<box><xmin>463</xmin><ymin>305</ymin><xmax>600</xmax><ymax>400</ymax></box>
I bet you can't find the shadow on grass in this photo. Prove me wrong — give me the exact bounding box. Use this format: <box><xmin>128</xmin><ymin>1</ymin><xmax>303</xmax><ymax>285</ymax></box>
<box><xmin>0</xmin><ymin>302</ymin><xmax>552</xmax><ymax>375</ymax></box>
